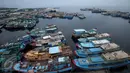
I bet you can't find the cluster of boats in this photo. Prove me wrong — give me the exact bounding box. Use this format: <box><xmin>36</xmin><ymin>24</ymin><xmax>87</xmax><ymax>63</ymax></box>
<box><xmin>4</xmin><ymin>18</ymin><xmax>39</xmax><ymax>30</ymax></box>
<box><xmin>0</xmin><ymin>34</ymin><xmax>33</xmax><ymax>72</ymax></box>
<box><xmin>80</xmin><ymin>8</ymin><xmax>130</xmax><ymax>23</ymax></box>
<box><xmin>36</xmin><ymin>11</ymin><xmax>86</xmax><ymax>20</ymax></box>
<box><xmin>71</xmin><ymin>29</ymin><xmax>130</xmax><ymax>70</ymax></box>
<box><xmin>10</xmin><ymin>24</ymin><xmax>73</xmax><ymax>73</ymax></box>
<box><xmin>0</xmin><ymin>8</ymin><xmax>86</xmax><ymax>31</ymax></box>
<box><xmin>1</xmin><ymin>24</ymin><xmax>130</xmax><ymax>72</ymax></box>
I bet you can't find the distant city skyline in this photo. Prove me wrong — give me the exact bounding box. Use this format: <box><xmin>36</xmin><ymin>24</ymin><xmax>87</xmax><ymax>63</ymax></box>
<box><xmin>1</xmin><ymin>0</ymin><xmax>130</xmax><ymax>8</ymax></box>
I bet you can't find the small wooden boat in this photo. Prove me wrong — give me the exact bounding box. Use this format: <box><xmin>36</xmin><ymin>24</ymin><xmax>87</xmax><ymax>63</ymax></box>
<box><xmin>73</xmin><ymin>50</ymin><xmax>130</xmax><ymax>70</ymax></box>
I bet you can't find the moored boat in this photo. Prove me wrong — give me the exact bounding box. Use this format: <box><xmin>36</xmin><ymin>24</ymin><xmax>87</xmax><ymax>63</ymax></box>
<box><xmin>77</xmin><ymin>15</ymin><xmax>86</xmax><ymax>19</ymax></box>
<box><xmin>74</xmin><ymin>43</ymin><xmax>120</xmax><ymax>57</ymax></box>
<box><xmin>13</xmin><ymin>56</ymin><xmax>72</xmax><ymax>73</ymax></box>
<box><xmin>76</xmin><ymin>39</ymin><xmax>110</xmax><ymax>49</ymax></box>
<box><xmin>72</xmin><ymin>29</ymin><xmax>87</xmax><ymax>39</ymax></box>
<box><xmin>73</xmin><ymin>50</ymin><xmax>130</xmax><ymax>70</ymax></box>
<box><xmin>76</xmin><ymin>42</ymin><xmax>95</xmax><ymax>49</ymax></box>
<box><xmin>45</xmin><ymin>24</ymin><xmax>58</xmax><ymax>33</ymax></box>
<box><xmin>31</xmin><ymin>31</ymin><xmax>66</xmax><ymax>47</ymax></box>
<box><xmin>80</xmin><ymin>8</ymin><xmax>88</xmax><ymax>11</ymax></box>
<box><xmin>77</xmin><ymin>33</ymin><xmax>111</xmax><ymax>43</ymax></box>
<box><xmin>72</xmin><ymin>28</ymin><xmax>97</xmax><ymax>40</ymax></box>
<box><xmin>63</xmin><ymin>14</ymin><xmax>74</xmax><ymax>20</ymax></box>
<box><xmin>27</xmin><ymin>28</ymin><xmax>46</xmax><ymax>38</ymax></box>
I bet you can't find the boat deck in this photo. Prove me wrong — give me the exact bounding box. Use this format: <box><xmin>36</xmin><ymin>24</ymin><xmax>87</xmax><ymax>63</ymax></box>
<box><xmin>95</xmin><ymin>33</ymin><xmax>110</xmax><ymax>38</ymax></box>
<box><xmin>100</xmin><ymin>43</ymin><xmax>120</xmax><ymax>51</ymax></box>
<box><xmin>102</xmin><ymin>50</ymin><xmax>129</xmax><ymax>61</ymax></box>
<box><xmin>92</xmin><ymin>39</ymin><xmax>110</xmax><ymax>45</ymax></box>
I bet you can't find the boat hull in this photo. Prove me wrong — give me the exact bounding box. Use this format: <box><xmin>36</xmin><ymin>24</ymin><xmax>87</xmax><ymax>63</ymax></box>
<box><xmin>72</xmin><ymin>59</ymin><xmax>130</xmax><ymax>70</ymax></box>
<box><xmin>13</xmin><ymin>63</ymin><xmax>72</xmax><ymax>73</ymax></box>
<box><xmin>74</xmin><ymin>50</ymin><xmax>87</xmax><ymax>58</ymax></box>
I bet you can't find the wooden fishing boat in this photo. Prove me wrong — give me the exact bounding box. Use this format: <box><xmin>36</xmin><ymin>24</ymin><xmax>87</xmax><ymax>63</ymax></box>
<box><xmin>73</xmin><ymin>50</ymin><xmax>130</xmax><ymax>70</ymax></box>
<box><xmin>72</xmin><ymin>29</ymin><xmax>97</xmax><ymax>40</ymax></box>
<box><xmin>74</xmin><ymin>43</ymin><xmax>120</xmax><ymax>57</ymax></box>
<box><xmin>13</xmin><ymin>56</ymin><xmax>72</xmax><ymax>73</ymax></box>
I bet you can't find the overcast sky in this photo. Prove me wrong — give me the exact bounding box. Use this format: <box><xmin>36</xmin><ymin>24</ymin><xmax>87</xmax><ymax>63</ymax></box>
<box><xmin>1</xmin><ymin>0</ymin><xmax>130</xmax><ymax>8</ymax></box>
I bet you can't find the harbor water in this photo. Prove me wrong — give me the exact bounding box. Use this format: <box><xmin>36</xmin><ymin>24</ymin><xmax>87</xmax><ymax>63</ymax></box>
<box><xmin>0</xmin><ymin>6</ymin><xmax>130</xmax><ymax>73</ymax></box>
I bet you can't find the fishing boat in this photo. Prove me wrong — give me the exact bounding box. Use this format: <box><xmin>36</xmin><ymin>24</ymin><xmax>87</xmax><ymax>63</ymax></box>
<box><xmin>45</xmin><ymin>24</ymin><xmax>57</xmax><ymax>29</ymax></box>
<box><xmin>27</xmin><ymin>28</ymin><xmax>46</xmax><ymax>38</ymax></box>
<box><xmin>63</xmin><ymin>14</ymin><xmax>74</xmax><ymax>20</ymax></box>
<box><xmin>80</xmin><ymin>8</ymin><xmax>88</xmax><ymax>11</ymax></box>
<box><xmin>24</xmin><ymin>45</ymin><xmax>72</xmax><ymax>60</ymax></box>
<box><xmin>78</xmin><ymin>33</ymin><xmax>111</xmax><ymax>43</ymax></box>
<box><xmin>0</xmin><ymin>42</ymin><xmax>25</xmax><ymax>55</ymax></box>
<box><xmin>76</xmin><ymin>39</ymin><xmax>110</xmax><ymax>49</ymax></box>
<box><xmin>74</xmin><ymin>43</ymin><xmax>120</xmax><ymax>57</ymax></box>
<box><xmin>45</xmin><ymin>24</ymin><xmax>58</xmax><ymax>33</ymax></box>
<box><xmin>76</xmin><ymin>42</ymin><xmax>95</xmax><ymax>49</ymax></box>
<box><xmin>72</xmin><ymin>29</ymin><xmax>87</xmax><ymax>39</ymax></box>
<box><xmin>4</xmin><ymin>23</ymin><xmax>25</xmax><ymax>30</ymax></box>
<box><xmin>14</xmin><ymin>43</ymin><xmax>72</xmax><ymax>72</ymax></box>
<box><xmin>77</xmin><ymin>15</ymin><xmax>86</xmax><ymax>19</ymax></box>
<box><xmin>0</xmin><ymin>41</ymin><xmax>25</xmax><ymax>50</ymax></box>
<box><xmin>72</xmin><ymin>29</ymin><xmax>97</xmax><ymax>39</ymax></box>
<box><xmin>17</xmin><ymin>35</ymin><xmax>32</xmax><ymax>42</ymax></box>
<box><xmin>77</xmin><ymin>37</ymin><xmax>97</xmax><ymax>43</ymax></box>
<box><xmin>4</xmin><ymin>19</ymin><xmax>38</xmax><ymax>30</ymax></box>
<box><xmin>31</xmin><ymin>31</ymin><xmax>66</xmax><ymax>47</ymax></box>
<box><xmin>25</xmin><ymin>23</ymin><xmax>36</xmax><ymax>29</ymax></box>
<box><xmin>73</xmin><ymin>50</ymin><xmax>130</xmax><ymax>70</ymax></box>
<box><xmin>101</xmin><ymin>12</ymin><xmax>110</xmax><ymax>16</ymax></box>
<box><xmin>13</xmin><ymin>56</ymin><xmax>72</xmax><ymax>73</ymax></box>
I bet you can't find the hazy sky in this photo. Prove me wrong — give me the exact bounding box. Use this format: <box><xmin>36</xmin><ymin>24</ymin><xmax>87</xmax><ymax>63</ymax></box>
<box><xmin>1</xmin><ymin>0</ymin><xmax>130</xmax><ymax>8</ymax></box>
